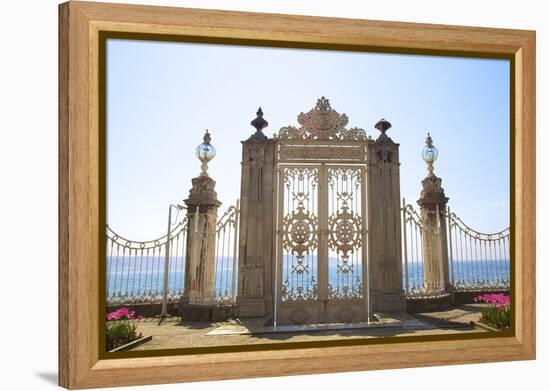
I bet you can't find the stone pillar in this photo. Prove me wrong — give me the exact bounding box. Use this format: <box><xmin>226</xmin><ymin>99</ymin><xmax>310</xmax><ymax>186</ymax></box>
<box><xmin>417</xmin><ymin>134</ymin><xmax>450</xmax><ymax>294</ymax></box>
<box><xmin>179</xmin><ymin>134</ymin><xmax>223</xmax><ymax>321</ymax></box>
<box><xmin>236</xmin><ymin>108</ymin><xmax>276</xmax><ymax>318</ymax></box>
<box><xmin>367</xmin><ymin>119</ymin><xmax>406</xmax><ymax>312</ymax></box>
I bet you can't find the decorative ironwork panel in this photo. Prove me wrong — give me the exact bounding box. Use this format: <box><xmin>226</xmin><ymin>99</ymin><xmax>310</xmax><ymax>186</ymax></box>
<box><xmin>280</xmin><ymin>167</ymin><xmax>319</xmax><ymax>302</ymax></box>
<box><xmin>327</xmin><ymin>168</ymin><xmax>364</xmax><ymax>299</ymax></box>
<box><xmin>278</xmin><ymin>143</ymin><xmax>366</xmax><ymax>162</ymax></box>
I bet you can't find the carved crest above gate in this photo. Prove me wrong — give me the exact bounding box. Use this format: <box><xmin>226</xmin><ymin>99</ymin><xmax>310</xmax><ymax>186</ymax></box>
<box><xmin>277</xmin><ymin>97</ymin><xmax>369</xmax><ymax>141</ymax></box>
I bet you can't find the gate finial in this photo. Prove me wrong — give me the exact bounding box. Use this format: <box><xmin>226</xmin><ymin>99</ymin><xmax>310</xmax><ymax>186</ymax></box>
<box><xmin>248</xmin><ymin>107</ymin><xmax>269</xmax><ymax>141</ymax></box>
<box><xmin>374</xmin><ymin>118</ymin><xmax>392</xmax><ymax>142</ymax></box>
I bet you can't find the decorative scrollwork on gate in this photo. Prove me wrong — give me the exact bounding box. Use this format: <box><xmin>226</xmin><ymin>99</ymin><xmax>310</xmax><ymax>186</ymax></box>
<box><xmin>327</xmin><ymin>167</ymin><xmax>364</xmax><ymax>299</ymax></box>
<box><xmin>277</xmin><ymin>97</ymin><xmax>369</xmax><ymax>141</ymax></box>
<box><xmin>283</xmin><ymin>167</ymin><xmax>319</xmax><ymax>187</ymax></box>
<box><xmin>281</xmin><ymin>167</ymin><xmax>319</xmax><ymax>302</ymax></box>
<box><xmin>328</xmin><ymin>194</ymin><xmax>362</xmax><ymax>262</ymax></box>
<box><xmin>281</xmin><ymin>193</ymin><xmax>319</xmax><ymax>264</ymax></box>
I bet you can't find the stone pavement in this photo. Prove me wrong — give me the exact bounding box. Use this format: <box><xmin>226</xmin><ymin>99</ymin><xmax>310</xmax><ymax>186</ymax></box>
<box><xmin>130</xmin><ymin>304</ymin><xmax>489</xmax><ymax>351</ymax></box>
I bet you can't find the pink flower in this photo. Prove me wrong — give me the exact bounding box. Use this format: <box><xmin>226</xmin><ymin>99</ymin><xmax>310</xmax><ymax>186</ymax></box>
<box><xmin>137</xmin><ymin>315</ymin><xmax>143</xmax><ymax>320</ymax></box>
<box><xmin>107</xmin><ymin>307</ymin><xmax>130</xmax><ymax>320</ymax></box>
<box><xmin>106</xmin><ymin>307</ymin><xmax>143</xmax><ymax>322</ymax></box>
<box><xmin>474</xmin><ymin>294</ymin><xmax>510</xmax><ymax>311</ymax></box>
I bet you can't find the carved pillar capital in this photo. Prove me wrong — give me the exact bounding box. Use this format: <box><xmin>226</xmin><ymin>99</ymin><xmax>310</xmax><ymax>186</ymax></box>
<box><xmin>417</xmin><ymin>174</ymin><xmax>449</xmax><ymax>211</ymax></box>
<box><xmin>184</xmin><ymin>175</ymin><xmax>222</xmax><ymax>211</ymax></box>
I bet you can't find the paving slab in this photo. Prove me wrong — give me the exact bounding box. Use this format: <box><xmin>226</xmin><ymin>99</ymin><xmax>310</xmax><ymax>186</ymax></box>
<box><xmin>129</xmin><ymin>304</ymin><xmax>487</xmax><ymax>351</ymax></box>
<box><xmin>207</xmin><ymin>312</ymin><xmax>430</xmax><ymax>336</ymax></box>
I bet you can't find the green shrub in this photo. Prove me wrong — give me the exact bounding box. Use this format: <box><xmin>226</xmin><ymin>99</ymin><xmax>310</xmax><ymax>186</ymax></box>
<box><xmin>474</xmin><ymin>294</ymin><xmax>510</xmax><ymax>330</ymax></box>
<box><xmin>106</xmin><ymin>308</ymin><xmax>143</xmax><ymax>351</ymax></box>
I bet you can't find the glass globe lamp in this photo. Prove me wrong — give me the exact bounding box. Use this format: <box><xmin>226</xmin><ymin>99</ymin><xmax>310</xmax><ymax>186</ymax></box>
<box><xmin>195</xmin><ymin>130</ymin><xmax>216</xmax><ymax>176</ymax></box>
<box><xmin>421</xmin><ymin>133</ymin><xmax>438</xmax><ymax>174</ymax></box>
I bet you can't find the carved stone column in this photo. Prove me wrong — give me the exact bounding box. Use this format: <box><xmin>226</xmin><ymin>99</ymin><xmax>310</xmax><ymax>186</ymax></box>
<box><xmin>367</xmin><ymin>119</ymin><xmax>406</xmax><ymax>312</ymax></box>
<box><xmin>417</xmin><ymin>133</ymin><xmax>450</xmax><ymax>294</ymax></box>
<box><xmin>179</xmin><ymin>132</ymin><xmax>222</xmax><ymax>321</ymax></box>
<box><xmin>236</xmin><ymin>108</ymin><xmax>276</xmax><ymax>317</ymax></box>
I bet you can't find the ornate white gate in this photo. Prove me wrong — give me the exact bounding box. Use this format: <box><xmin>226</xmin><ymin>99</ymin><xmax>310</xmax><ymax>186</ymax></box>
<box><xmin>274</xmin><ymin>97</ymin><xmax>371</xmax><ymax>325</ymax></box>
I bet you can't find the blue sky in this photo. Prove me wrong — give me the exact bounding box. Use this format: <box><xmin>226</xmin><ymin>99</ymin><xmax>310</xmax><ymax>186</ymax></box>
<box><xmin>107</xmin><ymin>39</ymin><xmax>510</xmax><ymax>240</ymax></box>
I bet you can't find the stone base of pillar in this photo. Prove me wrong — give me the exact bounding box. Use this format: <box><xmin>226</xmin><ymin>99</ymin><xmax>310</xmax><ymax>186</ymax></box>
<box><xmin>179</xmin><ymin>302</ymin><xmax>233</xmax><ymax>322</ymax></box>
<box><xmin>372</xmin><ymin>292</ymin><xmax>407</xmax><ymax>312</ymax></box>
<box><xmin>236</xmin><ymin>298</ymin><xmax>265</xmax><ymax>317</ymax></box>
<box><xmin>405</xmin><ymin>293</ymin><xmax>452</xmax><ymax>313</ymax></box>
<box><xmin>263</xmin><ymin>296</ymin><xmax>274</xmax><ymax>318</ymax></box>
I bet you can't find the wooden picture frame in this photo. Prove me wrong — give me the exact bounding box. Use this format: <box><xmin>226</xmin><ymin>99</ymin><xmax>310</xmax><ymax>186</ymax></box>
<box><xmin>59</xmin><ymin>1</ymin><xmax>536</xmax><ymax>388</ymax></box>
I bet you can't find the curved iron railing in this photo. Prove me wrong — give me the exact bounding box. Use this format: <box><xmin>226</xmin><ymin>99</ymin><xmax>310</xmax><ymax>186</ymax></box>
<box><xmin>447</xmin><ymin>208</ymin><xmax>510</xmax><ymax>291</ymax></box>
<box><xmin>106</xmin><ymin>200</ymin><xmax>239</xmax><ymax>306</ymax></box>
<box><xmin>402</xmin><ymin>200</ymin><xmax>510</xmax><ymax>298</ymax></box>
<box><xmin>106</xmin><ymin>218</ymin><xmax>187</xmax><ymax>305</ymax></box>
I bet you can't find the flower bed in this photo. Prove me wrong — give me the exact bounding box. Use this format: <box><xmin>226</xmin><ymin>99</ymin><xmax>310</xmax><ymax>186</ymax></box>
<box><xmin>106</xmin><ymin>307</ymin><xmax>143</xmax><ymax>351</ymax></box>
<box><xmin>474</xmin><ymin>293</ymin><xmax>510</xmax><ymax>330</ymax></box>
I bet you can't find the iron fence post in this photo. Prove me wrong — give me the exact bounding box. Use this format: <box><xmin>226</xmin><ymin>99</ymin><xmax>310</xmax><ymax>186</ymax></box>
<box><xmin>436</xmin><ymin>204</ymin><xmax>445</xmax><ymax>292</ymax></box>
<box><xmin>160</xmin><ymin>205</ymin><xmax>172</xmax><ymax>317</ymax></box>
<box><xmin>447</xmin><ymin>206</ymin><xmax>455</xmax><ymax>291</ymax></box>
<box><xmin>231</xmin><ymin>199</ymin><xmax>240</xmax><ymax>303</ymax></box>
<box><xmin>402</xmin><ymin>198</ymin><xmax>409</xmax><ymax>296</ymax></box>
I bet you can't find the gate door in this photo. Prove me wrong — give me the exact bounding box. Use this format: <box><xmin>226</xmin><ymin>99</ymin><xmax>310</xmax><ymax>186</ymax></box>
<box><xmin>273</xmin><ymin>97</ymin><xmax>371</xmax><ymax>325</ymax></box>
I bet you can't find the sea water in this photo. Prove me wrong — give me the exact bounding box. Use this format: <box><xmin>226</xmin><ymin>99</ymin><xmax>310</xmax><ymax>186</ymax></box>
<box><xmin>106</xmin><ymin>256</ymin><xmax>510</xmax><ymax>299</ymax></box>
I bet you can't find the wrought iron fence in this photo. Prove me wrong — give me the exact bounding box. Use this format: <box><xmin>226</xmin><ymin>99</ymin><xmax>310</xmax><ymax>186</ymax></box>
<box><xmin>401</xmin><ymin>200</ymin><xmax>510</xmax><ymax>297</ymax></box>
<box><xmin>447</xmin><ymin>208</ymin><xmax>510</xmax><ymax>291</ymax></box>
<box><xmin>106</xmin><ymin>218</ymin><xmax>187</xmax><ymax>305</ymax></box>
<box><xmin>214</xmin><ymin>201</ymin><xmax>240</xmax><ymax>306</ymax></box>
<box><xmin>106</xmin><ymin>200</ymin><xmax>240</xmax><ymax>308</ymax></box>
